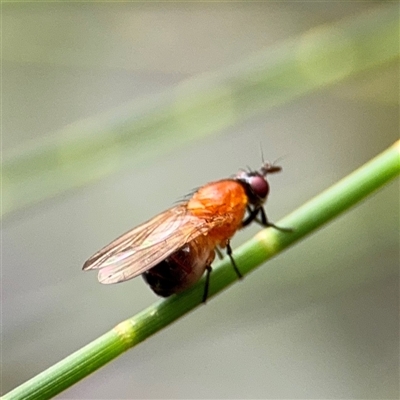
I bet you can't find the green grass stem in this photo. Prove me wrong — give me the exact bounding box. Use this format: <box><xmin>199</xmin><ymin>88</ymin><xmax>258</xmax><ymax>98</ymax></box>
<box><xmin>4</xmin><ymin>141</ymin><xmax>399</xmax><ymax>400</ymax></box>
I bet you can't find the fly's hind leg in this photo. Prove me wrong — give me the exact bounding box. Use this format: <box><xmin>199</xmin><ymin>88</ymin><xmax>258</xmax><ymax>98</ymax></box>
<box><xmin>226</xmin><ymin>241</ymin><xmax>243</xmax><ymax>279</ymax></box>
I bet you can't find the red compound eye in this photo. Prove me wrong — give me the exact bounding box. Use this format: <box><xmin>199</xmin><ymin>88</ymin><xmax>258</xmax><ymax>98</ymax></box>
<box><xmin>248</xmin><ymin>174</ymin><xmax>269</xmax><ymax>199</ymax></box>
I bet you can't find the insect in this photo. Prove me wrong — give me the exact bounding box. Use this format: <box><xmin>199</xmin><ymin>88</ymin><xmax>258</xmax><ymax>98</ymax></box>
<box><xmin>83</xmin><ymin>161</ymin><xmax>287</xmax><ymax>302</ymax></box>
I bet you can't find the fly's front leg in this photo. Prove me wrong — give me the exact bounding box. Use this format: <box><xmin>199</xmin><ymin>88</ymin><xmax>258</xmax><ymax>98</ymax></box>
<box><xmin>259</xmin><ymin>207</ymin><xmax>292</xmax><ymax>232</ymax></box>
<box><xmin>241</xmin><ymin>206</ymin><xmax>259</xmax><ymax>227</ymax></box>
<box><xmin>242</xmin><ymin>206</ymin><xmax>292</xmax><ymax>231</ymax></box>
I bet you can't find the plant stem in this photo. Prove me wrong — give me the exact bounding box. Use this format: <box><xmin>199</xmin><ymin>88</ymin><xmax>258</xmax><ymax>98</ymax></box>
<box><xmin>4</xmin><ymin>140</ymin><xmax>399</xmax><ymax>400</ymax></box>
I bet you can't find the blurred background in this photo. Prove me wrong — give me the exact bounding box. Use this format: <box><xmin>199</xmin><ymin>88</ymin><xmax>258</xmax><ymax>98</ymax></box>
<box><xmin>3</xmin><ymin>3</ymin><xmax>399</xmax><ymax>399</ymax></box>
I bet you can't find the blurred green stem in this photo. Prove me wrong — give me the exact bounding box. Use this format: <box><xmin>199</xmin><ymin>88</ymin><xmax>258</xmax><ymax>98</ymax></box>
<box><xmin>3</xmin><ymin>5</ymin><xmax>399</xmax><ymax>218</ymax></box>
<box><xmin>4</xmin><ymin>141</ymin><xmax>399</xmax><ymax>400</ymax></box>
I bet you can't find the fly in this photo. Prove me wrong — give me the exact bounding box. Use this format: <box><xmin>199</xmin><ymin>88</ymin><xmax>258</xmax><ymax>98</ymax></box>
<box><xmin>83</xmin><ymin>162</ymin><xmax>288</xmax><ymax>302</ymax></box>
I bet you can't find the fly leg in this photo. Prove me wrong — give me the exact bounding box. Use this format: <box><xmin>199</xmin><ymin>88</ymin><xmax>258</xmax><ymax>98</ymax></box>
<box><xmin>258</xmin><ymin>207</ymin><xmax>292</xmax><ymax>232</ymax></box>
<box><xmin>226</xmin><ymin>241</ymin><xmax>242</xmax><ymax>279</ymax></box>
<box><xmin>243</xmin><ymin>206</ymin><xmax>292</xmax><ymax>232</ymax></box>
<box><xmin>202</xmin><ymin>265</ymin><xmax>212</xmax><ymax>303</ymax></box>
<box><xmin>204</xmin><ymin>242</ymin><xmax>242</xmax><ymax>303</ymax></box>
<box><xmin>241</xmin><ymin>206</ymin><xmax>259</xmax><ymax>227</ymax></box>
<box><xmin>215</xmin><ymin>247</ymin><xmax>224</xmax><ymax>260</ymax></box>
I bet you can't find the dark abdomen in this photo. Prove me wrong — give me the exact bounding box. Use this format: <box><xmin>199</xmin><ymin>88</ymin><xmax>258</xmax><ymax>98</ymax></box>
<box><xmin>142</xmin><ymin>236</ymin><xmax>216</xmax><ymax>297</ymax></box>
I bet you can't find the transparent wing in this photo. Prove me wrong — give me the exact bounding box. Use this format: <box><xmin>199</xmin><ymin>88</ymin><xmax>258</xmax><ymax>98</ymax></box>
<box><xmin>82</xmin><ymin>204</ymin><xmax>218</xmax><ymax>284</ymax></box>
